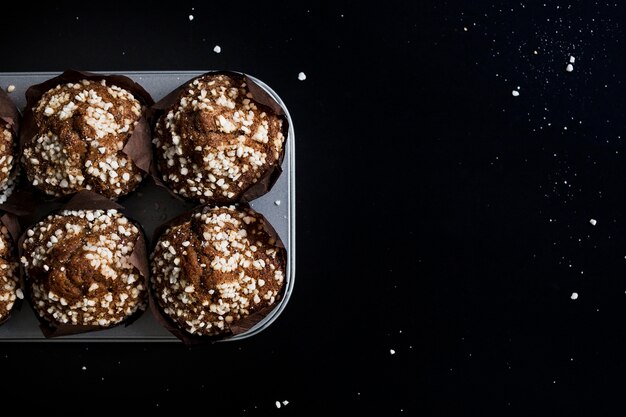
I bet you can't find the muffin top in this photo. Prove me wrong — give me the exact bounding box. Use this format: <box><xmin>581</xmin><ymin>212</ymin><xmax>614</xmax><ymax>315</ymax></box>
<box><xmin>154</xmin><ymin>74</ymin><xmax>285</xmax><ymax>204</ymax></box>
<box><xmin>22</xmin><ymin>79</ymin><xmax>145</xmax><ymax>198</ymax></box>
<box><xmin>0</xmin><ymin>225</ymin><xmax>20</xmax><ymax>322</ymax></box>
<box><xmin>151</xmin><ymin>206</ymin><xmax>286</xmax><ymax>336</ymax></box>
<box><xmin>21</xmin><ymin>209</ymin><xmax>146</xmax><ymax>327</ymax></box>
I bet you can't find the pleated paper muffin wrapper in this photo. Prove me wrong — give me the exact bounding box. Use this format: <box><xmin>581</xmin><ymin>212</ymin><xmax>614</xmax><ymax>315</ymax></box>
<box><xmin>0</xmin><ymin>204</ymin><xmax>23</xmax><ymax>327</ymax></box>
<box><xmin>18</xmin><ymin>69</ymin><xmax>155</xmax><ymax>203</ymax></box>
<box><xmin>16</xmin><ymin>190</ymin><xmax>149</xmax><ymax>338</ymax></box>
<box><xmin>148</xmin><ymin>71</ymin><xmax>288</xmax><ymax>204</ymax></box>
<box><xmin>149</xmin><ymin>203</ymin><xmax>287</xmax><ymax>345</ymax></box>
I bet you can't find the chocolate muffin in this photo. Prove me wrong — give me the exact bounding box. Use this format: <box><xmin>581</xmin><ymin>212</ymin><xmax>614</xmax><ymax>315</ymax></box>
<box><xmin>20</xmin><ymin>209</ymin><xmax>146</xmax><ymax>327</ymax></box>
<box><xmin>151</xmin><ymin>206</ymin><xmax>286</xmax><ymax>336</ymax></box>
<box><xmin>0</xmin><ymin>86</ymin><xmax>19</xmax><ymax>204</ymax></box>
<box><xmin>0</xmin><ymin>122</ymin><xmax>17</xmax><ymax>203</ymax></box>
<box><xmin>0</xmin><ymin>225</ymin><xmax>19</xmax><ymax>323</ymax></box>
<box><xmin>153</xmin><ymin>73</ymin><xmax>285</xmax><ymax>204</ymax></box>
<box><xmin>22</xmin><ymin>79</ymin><xmax>145</xmax><ymax>198</ymax></box>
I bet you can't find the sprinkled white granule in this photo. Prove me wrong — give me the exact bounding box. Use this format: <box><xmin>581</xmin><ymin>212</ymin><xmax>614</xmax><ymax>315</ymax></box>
<box><xmin>6</xmin><ymin>85</ymin><xmax>15</xmax><ymax>93</ymax></box>
<box><xmin>569</xmin><ymin>56</ymin><xmax>575</xmax><ymax>63</ymax></box>
<box><xmin>566</xmin><ymin>63</ymin><xmax>574</xmax><ymax>72</ymax></box>
<box><xmin>589</xmin><ymin>219</ymin><xmax>597</xmax><ymax>226</ymax></box>
<box><xmin>15</xmin><ymin>289</ymin><xmax>23</xmax><ymax>299</ymax></box>
<box><xmin>512</xmin><ymin>90</ymin><xmax>519</xmax><ymax>97</ymax></box>
<box><xmin>213</xmin><ymin>45</ymin><xmax>221</xmax><ymax>53</ymax></box>
<box><xmin>298</xmin><ymin>72</ymin><xmax>307</xmax><ymax>81</ymax></box>
<box><xmin>571</xmin><ymin>292</ymin><xmax>578</xmax><ymax>300</ymax></box>
<box><xmin>282</xmin><ymin>400</ymin><xmax>289</xmax><ymax>406</ymax></box>
<box><xmin>188</xmin><ymin>15</ymin><xmax>194</xmax><ymax>21</ymax></box>
<box><xmin>274</xmin><ymin>200</ymin><xmax>281</xmax><ymax>206</ymax></box>
<box><xmin>390</xmin><ymin>349</ymin><xmax>396</xmax><ymax>355</ymax></box>
<box><xmin>82</xmin><ymin>366</ymin><xmax>87</xmax><ymax>370</ymax></box>
<box><xmin>275</xmin><ymin>401</ymin><xmax>281</xmax><ymax>409</ymax></box>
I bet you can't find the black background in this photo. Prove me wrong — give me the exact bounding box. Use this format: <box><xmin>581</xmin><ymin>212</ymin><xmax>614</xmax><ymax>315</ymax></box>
<box><xmin>0</xmin><ymin>1</ymin><xmax>417</xmax><ymax>416</ymax></box>
<box><xmin>7</xmin><ymin>1</ymin><xmax>626</xmax><ymax>415</ymax></box>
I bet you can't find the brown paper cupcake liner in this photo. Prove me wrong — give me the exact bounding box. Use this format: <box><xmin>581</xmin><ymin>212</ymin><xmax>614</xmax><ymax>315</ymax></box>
<box><xmin>17</xmin><ymin>190</ymin><xmax>149</xmax><ymax>338</ymax></box>
<box><xmin>149</xmin><ymin>203</ymin><xmax>287</xmax><ymax>345</ymax></box>
<box><xmin>148</xmin><ymin>71</ymin><xmax>288</xmax><ymax>204</ymax></box>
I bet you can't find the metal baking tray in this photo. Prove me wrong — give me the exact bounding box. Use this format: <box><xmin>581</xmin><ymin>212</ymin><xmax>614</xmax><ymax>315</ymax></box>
<box><xmin>0</xmin><ymin>71</ymin><xmax>295</xmax><ymax>342</ymax></box>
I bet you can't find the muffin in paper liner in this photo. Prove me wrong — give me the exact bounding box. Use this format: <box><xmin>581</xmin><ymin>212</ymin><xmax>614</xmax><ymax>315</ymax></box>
<box><xmin>150</xmin><ymin>71</ymin><xmax>288</xmax><ymax>205</ymax></box>
<box><xmin>150</xmin><ymin>203</ymin><xmax>286</xmax><ymax>345</ymax></box>
<box><xmin>0</xmin><ymin>88</ymin><xmax>21</xmax><ymax>204</ymax></box>
<box><xmin>0</xmin><ymin>89</ymin><xmax>23</xmax><ymax>324</ymax></box>
<box><xmin>19</xmin><ymin>70</ymin><xmax>154</xmax><ymax>200</ymax></box>
<box><xmin>18</xmin><ymin>190</ymin><xmax>149</xmax><ymax>337</ymax></box>
<box><xmin>0</xmin><ymin>207</ymin><xmax>22</xmax><ymax>326</ymax></box>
